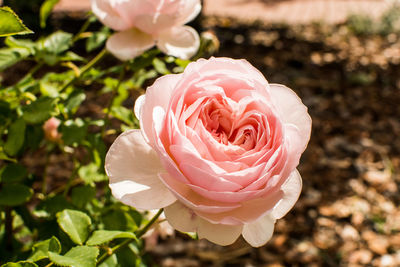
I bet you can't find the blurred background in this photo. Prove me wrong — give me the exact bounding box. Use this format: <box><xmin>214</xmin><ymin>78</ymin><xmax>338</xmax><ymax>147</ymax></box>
<box><xmin>2</xmin><ymin>0</ymin><xmax>400</xmax><ymax>266</ymax></box>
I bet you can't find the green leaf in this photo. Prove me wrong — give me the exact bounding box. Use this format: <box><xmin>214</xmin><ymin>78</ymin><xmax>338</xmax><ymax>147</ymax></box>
<box><xmin>57</xmin><ymin>209</ymin><xmax>91</xmax><ymax>245</ymax></box>
<box><xmin>86</xmin><ymin>30</ymin><xmax>109</xmax><ymax>52</ymax></box>
<box><xmin>0</xmin><ymin>149</ymin><xmax>17</xmax><ymax>162</ymax></box>
<box><xmin>0</xmin><ymin>7</ymin><xmax>33</xmax><ymax>37</ymax></box>
<box><xmin>86</xmin><ymin>230</ymin><xmax>136</xmax><ymax>246</ymax></box>
<box><xmin>0</xmin><ymin>163</ymin><xmax>28</xmax><ymax>183</ymax></box>
<box><xmin>78</xmin><ymin>163</ymin><xmax>107</xmax><ymax>184</ymax></box>
<box><xmin>5</xmin><ymin>37</ymin><xmax>36</xmax><ymax>53</ymax></box>
<box><xmin>35</xmin><ymin>195</ymin><xmax>74</xmax><ymax>218</ymax></box>
<box><xmin>115</xmin><ymin>244</ymin><xmax>140</xmax><ymax>267</ymax></box>
<box><xmin>1</xmin><ymin>262</ymin><xmax>38</xmax><ymax>267</ymax></box>
<box><xmin>0</xmin><ymin>47</ymin><xmax>31</xmax><ymax>71</ymax></box>
<box><xmin>0</xmin><ymin>184</ymin><xmax>33</xmax><ymax>206</ymax></box>
<box><xmin>71</xmin><ymin>185</ymin><xmax>96</xmax><ymax>208</ymax></box>
<box><xmin>25</xmin><ymin>125</ymin><xmax>44</xmax><ymax>150</ymax></box>
<box><xmin>40</xmin><ymin>80</ymin><xmax>59</xmax><ymax>98</ymax></box>
<box><xmin>40</xmin><ymin>0</ymin><xmax>61</xmax><ymax>28</ymax></box>
<box><xmin>98</xmin><ymin>254</ymin><xmax>117</xmax><ymax>267</ymax></box>
<box><xmin>43</xmin><ymin>31</ymin><xmax>73</xmax><ymax>55</ymax></box>
<box><xmin>64</xmin><ymin>91</ymin><xmax>86</xmax><ymax>114</ymax></box>
<box><xmin>152</xmin><ymin>58</ymin><xmax>170</xmax><ymax>74</ymax></box>
<box><xmin>130</xmin><ymin>49</ymin><xmax>159</xmax><ymax>71</ymax></box>
<box><xmin>29</xmin><ymin>236</ymin><xmax>61</xmax><ymax>262</ymax></box>
<box><xmin>48</xmin><ymin>246</ymin><xmax>99</xmax><ymax>267</ymax></box>
<box><xmin>183</xmin><ymin>231</ymin><xmax>198</xmax><ymax>240</ymax></box>
<box><xmin>102</xmin><ymin>209</ymin><xmax>138</xmax><ymax>232</ymax></box>
<box><xmin>61</xmin><ymin>118</ymin><xmax>88</xmax><ymax>146</ymax></box>
<box><xmin>59</xmin><ymin>51</ymin><xmax>85</xmax><ymax>62</ymax></box>
<box><xmin>110</xmin><ymin>106</ymin><xmax>134</xmax><ymax>126</ymax></box>
<box><xmin>22</xmin><ymin>97</ymin><xmax>57</xmax><ymax>124</ymax></box>
<box><xmin>4</xmin><ymin>118</ymin><xmax>26</xmax><ymax>156</ymax></box>
<box><xmin>175</xmin><ymin>58</ymin><xmax>190</xmax><ymax>68</ymax></box>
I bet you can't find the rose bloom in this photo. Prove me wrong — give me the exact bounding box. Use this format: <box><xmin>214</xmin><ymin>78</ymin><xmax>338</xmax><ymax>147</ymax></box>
<box><xmin>105</xmin><ymin>57</ymin><xmax>312</xmax><ymax>246</ymax></box>
<box><xmin>43</xmin><ymin>117</ymin><xmax>62</xmax><ymax>143</ymax></box>
<box><xmin>91</xmin><ymin>0</ymin><xmax>201</xmax><ymax>60</ymax></box>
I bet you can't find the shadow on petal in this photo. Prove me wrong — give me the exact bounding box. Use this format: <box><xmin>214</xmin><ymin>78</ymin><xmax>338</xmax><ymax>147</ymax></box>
<box><xmin>106</xmin><ymin>29</ymin><xmax>155</xmax><ymax>61</ymax></box>
<box><xmin>106</xmin><ymin>130</ymin><xmax>176</xmax><ymax>210</ymax></box>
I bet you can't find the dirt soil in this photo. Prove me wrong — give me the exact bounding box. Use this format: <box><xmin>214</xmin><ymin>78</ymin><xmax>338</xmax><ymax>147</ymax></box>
<box><xmin>146</xmin><ymin>17</ymin><xmax>400</xmax><ymax>267</ymax></box>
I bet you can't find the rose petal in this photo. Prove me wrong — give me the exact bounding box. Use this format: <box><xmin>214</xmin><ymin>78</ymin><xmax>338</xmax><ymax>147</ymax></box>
<box><xmin>134</xmin><ymin>1</ymin><xmax>182</xmax><ymax>35</ymax></box>
<box><xmin>112</xmin><ymin>0</ymin><xmax>153</xmax><ymax>30</ymax></box>
<box><xmin>106</xmin><ymin>29</ymin><xmax>155</xmax><ymax>61</ymax></box>
<box><xmin>159</xmin><ymin>173</ymin><xmax>241</xmax><ymax>214</ymax></box>
<box><xmin>179</xmin><ymin>163</ymin><xmax>243</xmax><ymax>192</ymax></box>
<box><xmin>140</xmin><ymin>74</ymin><xmax>180</xmax><ymax>145</ymax></box>
<box><xmin>242</xmin><ymin>213</ymin><xmax>276</xmax><ymax>247</ymax></box>
<box><xmin>177</xmin><ymin>0</ymin><xmax>202</xmax><ymax>25</ymax></box>
<box><xmin>91</xmin><ymin>0</ymin><xmax>130</xmax><ymax>31</ymax></box>
<box><xmin>105</xmin><ymin>130</ymin><xmax>176</xmax><ymax>210</ymax></box>
<box><xmin>194</xmin><ymin>189</ymin><xmax>283</xmax><ymax>225</ymax></box>
<box><xmin>188</xmin><ymin>183</ymin><xmax>263</xmax><ymax>203</ymax></box>
<box><xmin>271</xmin><ymin>169</ymin><xmax>302</xmax><ymax>219</ymax></box>
<box><xmin>134</xmin><ymin>94</ymin><xmax>145</xmax><ymax>121</ymax></box>
<box><xmin>164</xmin><ymin>201</ymin><xmax>243</xmax><ymax>246</ymax></box>
<box><xmin>157</xmin><ymin>26</ymin><xmax>200</xmax><ymax>60</ymax></box>
<box><xmin>269</xmin><ymin>84</ymin><xmax>312</xmax><ymax>152</ymax></box>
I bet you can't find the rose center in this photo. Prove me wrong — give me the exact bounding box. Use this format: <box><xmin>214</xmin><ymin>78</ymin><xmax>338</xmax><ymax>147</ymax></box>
<box><xmin>200</xmin><ymin>98</ymin><xmax>257</xmax><ymax>150</ymax></box>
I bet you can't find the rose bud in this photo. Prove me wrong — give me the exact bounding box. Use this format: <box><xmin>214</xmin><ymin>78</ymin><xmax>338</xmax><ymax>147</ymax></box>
<box><xmin>43</xmin><ymin>117</ymin><xmax>62</xmax><ymax>143</ymax></box>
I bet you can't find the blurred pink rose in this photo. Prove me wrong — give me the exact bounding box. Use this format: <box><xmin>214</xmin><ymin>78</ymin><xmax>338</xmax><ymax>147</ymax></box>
<box><xmin>91</xmin><ymin>0</ymin><xmax>201</xmax><ymax>60</ymax></box>
<box><xmin>105</xmin><ymin>57</ymin><xmax>312</xmax><ymax>247</ymax></box>
<box><xmin>143</xmin><ymin>211</ymin><xmax>175</xmax><ymax>250</ymax></box>
<box><xmin>43</xmin><ymin>117</ymin><xmax>62</xmax><ymax>143</ymax></box>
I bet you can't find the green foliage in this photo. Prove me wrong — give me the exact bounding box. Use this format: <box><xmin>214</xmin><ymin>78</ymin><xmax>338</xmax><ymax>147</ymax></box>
<box><xmin>0</xmin><ymin>163</ymin><xmax>28</xmax><ymax>183</ymax></box>
<box><xmin>0</xmin><ymin>7</ymin><xmax>33</xmax><ymax>37</ymax></box>
<box><xmin>0</xmin><ymin>10</ymin><xmax>197</xmax><ymax>266</ymax></box>
<box><xmin>4</xmin><ymin>119</ymin><xmax>26</xmax><ymax>156</ymax></box>
<box><xmin>48</xmin><ymin>246</ymin><xmax>99</xmax><ymax>267</ymax></box>
<box><xmin>86</xmin><ymin>230</ymin><xmax>137</xmax><ymax>246</ymax></box>
<box><xmin>2</xmin><ymin>262</ymin><xmax>38</xmax><ymax>267</ymax></box>
<box><xmin>78</xmin><ymin>163</ymin><xmax>108</xmax><ymax>184</ymax></box>
<box><xmin>29</xmin><ymin>236</ymin><xmax>61</xmax><ymax>261</ymax></box>
<box><xmin>40</xmin><ymin>0</ymin><xmax>60</xmax><ymax>28</ymax></box>
<box><xmin>347</xmin><ymin>5</ymin><xmax>400</xmax><ymax>36</ymax></box>
<box><xmin>22</xmin><ymin>97</ymin><xmax>58</xmax><ymax>124</ymax></box>
<box><xmin>0</xmin><ymin>184</ymin><xmax>33</xmax><ymax>206</ymax></box>
<box><xmin>0</xmin><ymin>48</ymin><xmax>31</xmax><ymax>71</ymax></box>
<box><xmin>57</xmin><ymin>209</ymin><xmax>92</xmax><ymax>245</ymax></box>
<box><xmin>86</xmin><ymin>27</ymin><xmax>110</xmax><ymax>52</ymax></box>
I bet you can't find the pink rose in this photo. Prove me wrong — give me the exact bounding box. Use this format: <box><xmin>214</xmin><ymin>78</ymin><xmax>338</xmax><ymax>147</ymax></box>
<box><xmin>91</xmin><ymin>0</ymin><xmax>201</xmax><ymax>60</ymax></box>
<box><xmin>43</xmin><ymin>117</ymin><xmax>62</xmax><ymax>143</ymax></box>
<box><xmin>105</xmin><ymin>57</ymin><xmax>312</xmax><ymax>247</ymax></box>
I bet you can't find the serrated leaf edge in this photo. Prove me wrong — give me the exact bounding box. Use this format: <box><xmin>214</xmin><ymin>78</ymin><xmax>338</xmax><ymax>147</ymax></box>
<box><xmin>0</xmin><ymin>6</ymin><xmax>33</xmax><ymax>37</ymax></box>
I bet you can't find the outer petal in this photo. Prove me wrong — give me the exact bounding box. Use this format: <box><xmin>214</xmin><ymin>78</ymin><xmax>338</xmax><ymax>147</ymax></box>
<box><xmin>140</xmin><ymin>74</ymin><xmax>181</xmax><ymax>144</ymax></box>
<box><xmin>164</xmin><ymin>201</ymin><xmax>243</xmax><ymax>246</ymax></box>
<box><xmin>177</xmin><ymin>0</ymin><xmax>202</xmax><ymax>25</ymax></box>
<box><xmin>157</xmin><ymin>26</ymin><xmax>200</xmax><ymax>60</ymax></box>
<box><xmin>91</xmin><ymin>0</ymin><xmax>130</xmax><ymax>31</ymax></box>
<box><xmin>105</xmin><ymin>130</ymin><xmax>176</xmax><ymax>210</ymax></box>
<box><xmin>242</xmin><ymin>213</ymin><xmax>276</xmax><ymax>247</ymax></box>
<box><xmin>134</xmin><ymin>94</ymin><xmax>145</xmax><ymax>120</ymax></box>
<box><xmin>106</xmin><ymin>29</ymin><xmax>155</xmax><ymax>61</ymax></box>
<box><xmin>269</xmin><ymin>84</ymin><xmax>312</xmax><ymax>152</ymax></box>
<box><xmin>159</xmin><ymin>173</ymin><xmax>241</xmax><ymax>214</ymax></box>
<box><xmin>271</xmin><ymin>169</ymin><xmax>302</xmax><ymax>219</ymax></box>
